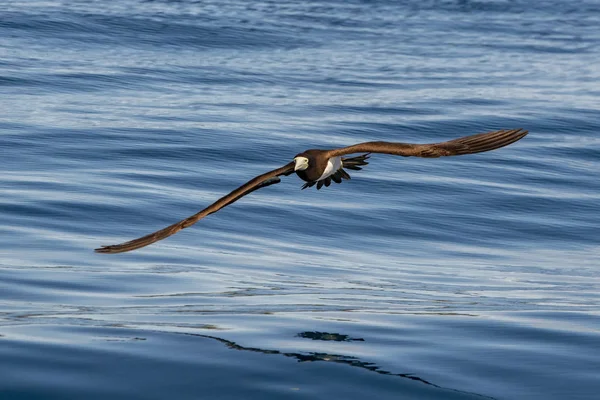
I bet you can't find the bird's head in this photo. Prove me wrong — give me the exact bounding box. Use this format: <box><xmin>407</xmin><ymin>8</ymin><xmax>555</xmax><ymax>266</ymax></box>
<box><xmin>293</xmin><ymin>155</ymin><xmax>309</xmax><ymax>171</ymax></box>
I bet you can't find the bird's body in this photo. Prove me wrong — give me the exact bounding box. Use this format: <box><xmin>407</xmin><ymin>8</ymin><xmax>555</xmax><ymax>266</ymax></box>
<box><xmin>96</xmin><ymin>128</ymin><xmax>528</xmax><ymax>254</ymax></box>
<box><xmin>294</xmin><ymin>151</ymin><xmax>344</xmax><ymax>183</ymax></box>
<box><xmin>294</xmin><ymin>152</ymin><xmax>368</xmax><ymax>190</ymax></box>
<box><xmin>293</xmin><ymin>149</ymin><xmax>330</xmax><ymax>182</ymax></box>
<box><xmin>317</xmin><ymin>155</ymin><xmax>342</xmax><ymax>181</ymax></box>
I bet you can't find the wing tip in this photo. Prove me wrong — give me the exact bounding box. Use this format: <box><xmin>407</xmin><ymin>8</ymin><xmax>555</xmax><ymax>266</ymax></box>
<box><xmin>503</xmin><ymin>127</ymin><xmax>529</xmax><ymax>144</ymax></box>
<box><xmin>94</xmin><ymin>245</ymin><xmax>122</xmax><ymax>254</ymax></box>
<box><xmin>501</xmin><ymin>127</ymin><xmax>529</xmax><ymax>142</ymax></box>
<box><xmin>95</xmin><ymin>240</ymin><xmax>144</xmax><ymax>254</ymax></box>
<box><xmin>509</xmin><ymin>127</ymin><xmax>528</xmax><ymax>136</ymax></box>
<box><xmin>458</xmin><ymin>127</ymin><xmax>529</xmax><ymax>154</ymax></box>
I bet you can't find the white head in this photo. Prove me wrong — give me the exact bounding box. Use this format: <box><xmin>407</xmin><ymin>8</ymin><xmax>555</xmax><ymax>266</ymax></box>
<box><xmin>293</xmin><ymin>156</ymin><xmax>309</xmax><ymax>171</ymax></box>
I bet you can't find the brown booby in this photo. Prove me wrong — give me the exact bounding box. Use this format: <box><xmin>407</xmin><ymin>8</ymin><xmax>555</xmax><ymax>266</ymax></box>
<box><xmin>95</xmin><ymin>128</ymin><xmax>527</xmax><ymax>254</ymax></box>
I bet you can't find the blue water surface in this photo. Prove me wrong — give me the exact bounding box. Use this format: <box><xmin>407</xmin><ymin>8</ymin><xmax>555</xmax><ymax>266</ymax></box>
<box><xmin>1</xmin><ymin>1</ymin><xmax>600</xmax><ymax>399</ymax></box>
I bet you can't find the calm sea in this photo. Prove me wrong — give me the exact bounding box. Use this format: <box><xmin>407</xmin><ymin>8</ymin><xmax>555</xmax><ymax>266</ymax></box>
<box><xmin>1</xmin><ymin>1</ymin><xmax>599</xmax><ymax>399</ymax></box>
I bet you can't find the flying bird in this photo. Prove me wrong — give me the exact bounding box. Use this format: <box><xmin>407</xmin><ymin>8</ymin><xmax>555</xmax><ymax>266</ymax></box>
<box><xmin>96</xmin><ymin>128</ymin><xmax>527</xmax><ymax>254</ymax></box>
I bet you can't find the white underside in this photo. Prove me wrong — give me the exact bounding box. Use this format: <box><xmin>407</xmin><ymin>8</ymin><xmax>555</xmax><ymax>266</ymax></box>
<box><xmin>318</xmin><ymin>156</ymin><xmax>342</xmax><ymax>181</ymax></box>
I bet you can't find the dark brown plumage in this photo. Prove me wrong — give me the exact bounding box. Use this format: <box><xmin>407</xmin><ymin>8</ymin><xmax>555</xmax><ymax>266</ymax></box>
<box><xmin>95</xmin><ymin>128</ymin><xmax>527</xmax><ymax>254</ymax></box>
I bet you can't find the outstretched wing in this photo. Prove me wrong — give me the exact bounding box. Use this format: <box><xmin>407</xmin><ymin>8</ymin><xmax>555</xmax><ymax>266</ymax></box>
<box><xmin>95</xmin><ymin>162</ymin><xmax>295</xmax><ymax>254</ymax></box>
<box><xmin>326</xmin><ymin>128</ymin><xmax>528</xmax><ymax>158</ymax></box>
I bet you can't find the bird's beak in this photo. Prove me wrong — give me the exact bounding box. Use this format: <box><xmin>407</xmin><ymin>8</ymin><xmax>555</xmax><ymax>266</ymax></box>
<box><xmin>294</xmin><ymin>157</ymin><xmax>308</xmax><ymax>171</ymax></box>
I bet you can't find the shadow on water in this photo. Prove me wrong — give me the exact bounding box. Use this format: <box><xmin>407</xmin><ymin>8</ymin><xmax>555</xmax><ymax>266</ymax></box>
<box><xmin>297</xmin><ymin>331</ymin><xmax>365</xmax><ymax>342</ymax></box>
<box><xmin>177</xmin><ymin>330</ymin><xmax>498</xmax><ymax>400</ymax></box>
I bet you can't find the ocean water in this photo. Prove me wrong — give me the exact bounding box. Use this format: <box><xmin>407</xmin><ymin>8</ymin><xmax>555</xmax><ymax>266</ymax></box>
<box><xmin>1</xmin><ymin>0</ymin><xmax>600</xmax><ymax>399</ymax></box>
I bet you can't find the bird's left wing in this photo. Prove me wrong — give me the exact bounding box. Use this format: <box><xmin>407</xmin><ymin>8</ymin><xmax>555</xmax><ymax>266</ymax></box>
<box><xmin>326</xmin><ymin>128</ymin><xmax>528</xmax><ymax>158</ymax></box>
<box><xmin>95</xmin><ymin>161</ymin><xmax>295</xmax><ymax>254</ymax></box>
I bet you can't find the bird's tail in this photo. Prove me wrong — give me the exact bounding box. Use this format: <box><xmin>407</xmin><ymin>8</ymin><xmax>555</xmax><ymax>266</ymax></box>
<box><xmin>342</xmin><ymin>153</ymin><xmax>370</xmax><ymax>170</ymax></box>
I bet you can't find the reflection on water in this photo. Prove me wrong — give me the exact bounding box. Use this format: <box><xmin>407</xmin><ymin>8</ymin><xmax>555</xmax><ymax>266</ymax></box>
<box><xmin>298</xmin><ymin>331</ymin><xmax>364</xmax><ymax>342</ymax></box>
<box><xmin>180</xmin><ymin>331</ymin><xmax>496</xmax><ymax>400</ymax></box>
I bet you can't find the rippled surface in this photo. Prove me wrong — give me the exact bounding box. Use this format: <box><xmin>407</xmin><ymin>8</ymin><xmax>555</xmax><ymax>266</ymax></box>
<box><xmin>1</xmin><ymin>1</ymin><xmax>600</xmax><ymax>399</ymax></box>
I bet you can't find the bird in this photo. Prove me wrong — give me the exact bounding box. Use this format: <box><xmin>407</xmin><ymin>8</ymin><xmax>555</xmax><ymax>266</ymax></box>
<box><xmin>95</xmin><ymin>128</ymin><xmax>527</xmax><ymax>254</ymax></box>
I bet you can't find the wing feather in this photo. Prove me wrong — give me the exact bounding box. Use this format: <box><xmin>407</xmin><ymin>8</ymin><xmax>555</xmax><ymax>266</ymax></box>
<box><xmin>95</xmin><ymin>162</ymin><xmax>295</xmax><ymax>254</ymax></box>
<box><xmin>326</xmin><ymin>128</ymin><xmax>528</xmax><ymax>158</ymax></box>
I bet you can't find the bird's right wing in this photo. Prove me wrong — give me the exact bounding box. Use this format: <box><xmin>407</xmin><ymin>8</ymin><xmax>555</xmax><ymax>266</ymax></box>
<box><xmin>326</xmin><ymin>128</ymin><xmax>528</xmax><ymax>158</ymax></box>
<box><xmin>95</xmin><ymin>161</ymin><xmax>295</xmax><ymax>254</ymax></box>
